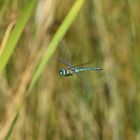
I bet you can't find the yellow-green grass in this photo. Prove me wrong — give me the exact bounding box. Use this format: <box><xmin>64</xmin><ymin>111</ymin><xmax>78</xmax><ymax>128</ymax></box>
<box><xmin>0</xmin><ymin>0</ymin><xmax>140</xmax><ymax>140</ymax></box>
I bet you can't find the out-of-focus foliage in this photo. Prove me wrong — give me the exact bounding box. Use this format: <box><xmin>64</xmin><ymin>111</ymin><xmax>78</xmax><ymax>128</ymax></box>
<box><xmin>0</xmin><ymin>0</ymin><xmax>140</xmax><ymax>139</ymax></box>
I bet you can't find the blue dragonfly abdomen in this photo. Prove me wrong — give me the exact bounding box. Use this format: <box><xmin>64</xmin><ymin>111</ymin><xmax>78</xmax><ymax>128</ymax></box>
<box><xmin>73</xmin><ymin>67</ymin><xmax>102</xmax><ymax>73</ymax></box>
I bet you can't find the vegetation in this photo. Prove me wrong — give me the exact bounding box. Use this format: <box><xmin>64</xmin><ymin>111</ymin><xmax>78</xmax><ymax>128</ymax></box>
<box><xmin>0</xmin><ymin>0</ymin><xmax>140</xmax><ymax>139</ymax></box>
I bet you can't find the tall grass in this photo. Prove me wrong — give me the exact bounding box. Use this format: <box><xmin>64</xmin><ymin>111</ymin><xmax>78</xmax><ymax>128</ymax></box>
<box><xmin>0</xmin><ymin>0</ymin><xmax>140</xmax><ymax>140</ymax></box>
<box><xmin>0</xmin><ymin>0</ymin><xmax>37</xmax><ymax>74</ymax></box>
<box><xmin>0</xmin><ymin>0</ymin><xmax>85</xmax><ymax>139</ymax></box>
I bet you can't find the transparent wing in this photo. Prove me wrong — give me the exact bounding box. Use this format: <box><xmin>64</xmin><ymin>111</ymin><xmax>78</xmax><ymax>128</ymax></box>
<box><xmin>58</xmin><ymin>40</ymin><xmax>72</xmax><ymax>67</ymax></box>
<box><xmin>58</xmin><ymin>40</ymin><xmax>96</xmax><ymax>68</ymax></box>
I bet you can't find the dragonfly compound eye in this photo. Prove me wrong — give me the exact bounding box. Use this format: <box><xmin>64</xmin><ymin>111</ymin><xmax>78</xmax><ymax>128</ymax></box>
<box><xmin>59</xmin><ymin>69</ymin><xmax>65</xmax><ymax>77</ymax></box>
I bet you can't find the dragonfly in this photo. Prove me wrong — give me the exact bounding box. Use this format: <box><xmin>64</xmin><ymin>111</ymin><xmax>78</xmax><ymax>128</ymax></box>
<box><xmin>59</xmin><ymin>66</ymin><xmax>102</xmax><ymax>77</ymax></box>
<box><xmin>58</xmin><ymin>41</ymin><xmax>103</xmax><ymax>77</ymax></box>
<box><xmin>58</xmin><ymin>57</ymin><xmax>103</xmax><ymax>77</ymax></box>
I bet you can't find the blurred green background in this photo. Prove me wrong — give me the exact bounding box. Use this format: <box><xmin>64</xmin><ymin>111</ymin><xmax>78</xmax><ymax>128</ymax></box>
<box><xmin>0</xmin><ymin>0</ymin><xmax>140</xmax><ymax>139</ymax></box>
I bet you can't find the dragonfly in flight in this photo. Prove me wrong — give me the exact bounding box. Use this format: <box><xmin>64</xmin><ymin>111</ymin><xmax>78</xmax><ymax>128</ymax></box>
<box><xmin>58</xmin><ymin>41</ymin><xmax>103</xmax><ymax>77</ymax></box>
<box><xmin>58</xmin><ymin>57</ymin><xmax>103</xmax><ymax>77</ymax></box>
<box><xmin>59</xmin><ymin>66</ymin><xmax>103</xmax><ymax>77</ymax></box>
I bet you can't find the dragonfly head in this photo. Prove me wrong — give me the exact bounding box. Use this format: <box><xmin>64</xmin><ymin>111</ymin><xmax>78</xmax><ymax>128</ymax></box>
<box><xmin>59</xmin><ymin>69</ymin><xmax>66</xmax><ymax>77</ymax></box>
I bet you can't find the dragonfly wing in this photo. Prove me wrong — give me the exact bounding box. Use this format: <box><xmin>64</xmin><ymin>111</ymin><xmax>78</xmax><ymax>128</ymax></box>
<box><xmin>56</xmin><ymin>57</ymin><xmax>70</xmax><ymax>67</ymax></box>
<box><xmin>73</xmin><ymin>71</ymin><xmax>90</xmax><ymax>93</ymax></box>
<box><xmin>58</xmin><ymin>40</ymin><xmax>72</xmax><ymax>67</ymax></box>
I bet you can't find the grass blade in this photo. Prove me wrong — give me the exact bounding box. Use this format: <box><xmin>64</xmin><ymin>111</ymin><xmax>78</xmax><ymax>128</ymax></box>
<box><xmin>28</xmin><ymin>0</ymin><xmax>85</xmax><ymax>92</ymax></box>
<box><xmin>0</xmin><ymin>0</ymin><xmax>37</xmax><ymax>74</ymax></box>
